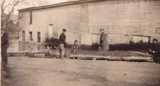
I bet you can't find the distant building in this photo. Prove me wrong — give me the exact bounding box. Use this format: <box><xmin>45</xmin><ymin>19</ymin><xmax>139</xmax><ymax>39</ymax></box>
<box><xmin>18</xmin><ymin>0</ymin><xmax>160</xmax><ymax>51</ymax></box>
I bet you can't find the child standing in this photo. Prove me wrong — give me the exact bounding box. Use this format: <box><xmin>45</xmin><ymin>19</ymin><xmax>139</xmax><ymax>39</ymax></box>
<box><xmin>71</xmin><ymin>40</ymin><xmax>79</xmax><ymax>55</ymax></box>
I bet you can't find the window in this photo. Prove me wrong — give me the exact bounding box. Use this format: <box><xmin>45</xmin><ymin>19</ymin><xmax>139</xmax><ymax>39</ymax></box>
<box><xmin>29</xmin><ymin>32</ymin><xmax>33</xmax><ymax>41</ymax></box>
<box><xmin>131</xmin><ymin>35</ymin><xmax>150</xmax><ymax>43</ymax></box>
<box><xmin>22</xmin><ymin>31</ymin><xmax>25</xmax><ymax>41</ymax></box>
<box><xmin>29</xmin><ymin>11</ymin><xmax>32</xmax><ymax>24</ymax></box>
<box><xmin>37</xmin><ymin>32</ymin><xmax>41</xmax><ymax>42</ymax></box>
<box><xmin>155</xmin><ymin>27</ymin><xmax>160</xmax><ymax>34</ymax></box>
<box><xmin>19</xmin><ymin>13</ymin><xmax>23</xmax><ymax>19</ymax></box>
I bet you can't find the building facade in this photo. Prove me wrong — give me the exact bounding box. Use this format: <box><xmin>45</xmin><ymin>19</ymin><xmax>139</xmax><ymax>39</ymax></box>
<box><xmin>18</xmin><ymin>0</ymin><xmax>160</xmax><ymax>51</ymax></box>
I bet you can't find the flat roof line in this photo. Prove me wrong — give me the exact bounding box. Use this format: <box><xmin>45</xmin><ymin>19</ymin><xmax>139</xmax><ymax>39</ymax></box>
<box><xmin>19</xmin><ymin>0</ymin><xmax>108</xmax><ymax>12</ymax></box>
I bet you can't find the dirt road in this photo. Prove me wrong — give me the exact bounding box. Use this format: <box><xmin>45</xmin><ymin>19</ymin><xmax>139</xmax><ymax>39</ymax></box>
<box><xmin>8</xmin><ymin>57</ymin><xmax>160</xmax><ymax>86</ymax></box>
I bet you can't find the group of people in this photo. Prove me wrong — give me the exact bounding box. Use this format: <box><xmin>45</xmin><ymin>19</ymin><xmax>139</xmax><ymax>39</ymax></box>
<box><xmin>58</xmin><ymin>28</ymin><xmax>108</xmax><ymax>58</ymax></box>
<box><xmin>58</xmin><ymin>28</ymin><xmax>160</xmax><ymax>63</ymax></box>
<box><xmin>58</xmin><ymin>28</ymin><xmax>80</xmax><ymax>58</ymax></box>
<box><xmin>1</xmin><ymin>28</ymin><xmax>160</xmax><ymax>68</ymax></box>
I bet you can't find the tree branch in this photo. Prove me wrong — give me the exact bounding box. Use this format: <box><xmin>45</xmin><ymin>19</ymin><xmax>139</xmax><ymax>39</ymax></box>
<box><xmin>1</xmin><ymin>0</ymin><xmax>24</xmax><ymax>31</ymax></box>
<box><xmin>1</xmin><ymin>0</ymin><xmax>7</xmax><ymax>15</ymax></box>
<box><xmin>2</xmin><ymin>0</ymin><xmax>14</xmax><ymax>11</ymax></box>
<box><xmin>1</xmin><ymin>0</ymin><xmax>6</xmax><ymax>9</ymax></box>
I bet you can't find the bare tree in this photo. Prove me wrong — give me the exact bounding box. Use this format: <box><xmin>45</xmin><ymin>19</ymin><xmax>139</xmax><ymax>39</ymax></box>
<box><xmin>1</xmin><ymin>0</ymin><xmax>51</xmax><ymax>32</ymax></box>
<box><xmin>1</xmin><ymin>0</ymin><xmax>25</xmax><ymax>32</ymax></box>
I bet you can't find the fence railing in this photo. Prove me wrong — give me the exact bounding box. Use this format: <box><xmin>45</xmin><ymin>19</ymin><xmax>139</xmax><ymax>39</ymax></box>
<box><xmin>19</xmin><ymin>41</ymin><xmax>46</xmax><ymax>52</ymax></box>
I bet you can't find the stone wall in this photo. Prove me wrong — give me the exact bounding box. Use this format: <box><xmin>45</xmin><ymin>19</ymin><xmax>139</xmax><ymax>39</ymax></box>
<box><xmin>19</xmin><ymin>41</ymin><xmax>44</xmax><ymax>51</ymax></box>
<box><xmin>88</xmin><ymin>0</ymin><xmax>160</xmax><ymax>44</ymax></box>
<box><xmin>18</xmin><ymin>0</ymin><xmax>160</xmax><ymax>51</ymax></box>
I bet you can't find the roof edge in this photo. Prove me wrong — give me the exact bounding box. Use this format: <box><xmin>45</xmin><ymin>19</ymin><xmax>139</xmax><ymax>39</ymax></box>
<box><xmin>18</xmin><ymin>0</ymin><xmax>107</xmax><ymax>12</ymax></box>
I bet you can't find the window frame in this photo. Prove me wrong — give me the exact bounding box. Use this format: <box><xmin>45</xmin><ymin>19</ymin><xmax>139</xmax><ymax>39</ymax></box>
<box><xmin>29</xmin><ymin>10</ymin><xmax>32</xmax><ymax>24</ymax></box>
<box><xmin>22</xmin><ymin>30</ymin><xmax>25</xmax><ymax>41</ymax></box>
<box><xmin>155</xmin><ymin>27</ymin><xmax>160</xmax><ymax>34</ymax></box>
<box><xmin>29</xmin><ymin>31</ymin><xmax>33</xmax><ymax>41</ymax></box>
<box><xmin>37</xmin><ymin>32</ymin><xmax>41</xmax><ymax>42</ymax></box>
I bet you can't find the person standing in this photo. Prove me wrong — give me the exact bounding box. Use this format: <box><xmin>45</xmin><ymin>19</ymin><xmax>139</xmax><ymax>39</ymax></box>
<box><xmin>148</xmin><ymin>39</ymin><xmax>160</xmax><ymax>63</ymax></box>
<box><xmin>1</xmin><ymin>31</ymin><xmax>9</xmax><ymax>70</ymax></box>
<box><xmin>59</xmin><ymin>29</ymin><xmax>67</xmax><ymax>58</ymax></box>
<box><xmin>71</xmin><ymin>40</ymin><xmax>79</xmax><ymax>55</ymax></box>
<box><xmin>99</xmin><ymin>28</ymin><xmax>109</xmax><ymax>51</ymax></box>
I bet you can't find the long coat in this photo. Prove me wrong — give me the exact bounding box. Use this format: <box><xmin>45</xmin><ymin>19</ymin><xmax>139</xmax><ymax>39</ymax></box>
<box><xmin>100</xmin><ymin>33</ymin><xmax>109</xmax><ymax>50</ymax></box>
<box><xmin>1</xmin><ymin>32</ymin><xmax>9</xmax><ymax>65</ymax></box>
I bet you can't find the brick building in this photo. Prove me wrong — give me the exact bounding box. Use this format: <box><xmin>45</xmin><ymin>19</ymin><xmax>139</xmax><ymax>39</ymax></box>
<box><xmin>18</xmin><ymin>0</ymin><xmax>160</xmax><ymax>51</ymax></box>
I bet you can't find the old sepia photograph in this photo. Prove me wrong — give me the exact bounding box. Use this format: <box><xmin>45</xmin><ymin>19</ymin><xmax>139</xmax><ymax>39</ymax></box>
<box><xmin>1</xmin><ymin>0</ymin><xmax>160</xmax><ymax>86</ymax></box>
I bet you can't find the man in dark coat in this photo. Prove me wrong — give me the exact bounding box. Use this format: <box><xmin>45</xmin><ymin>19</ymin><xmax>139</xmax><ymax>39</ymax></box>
<box><xmin>1</xmin><ymin>31</ymin><xmax>9</xmax><ymax>69</ymax></box>
<box><xmin>100</xmin><ymin>29</ymin><xmax>105</xmax><ymax>48</ymax></box>
<box><xmin>59</xmin><ymin>29</ymin><xmax>66</xmax><ymax>58</ymax></box>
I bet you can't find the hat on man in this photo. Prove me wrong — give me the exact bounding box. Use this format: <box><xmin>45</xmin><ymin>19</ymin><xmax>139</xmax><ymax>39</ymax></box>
<box><xmin>63</xmin><ymin>28</ymin><xmax>66</xmax><ymax>32</ymax></box>
<box><xmin>100</xmin><ymin>28</ymin><xmax>104</xmax><ymax>32</ymax></box>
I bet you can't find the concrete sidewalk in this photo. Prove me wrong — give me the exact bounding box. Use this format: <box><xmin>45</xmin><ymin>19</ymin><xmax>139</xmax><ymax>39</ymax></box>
<box><xmin>8</xmin><ymin>50</ymin><xmax>153</xmax><ymax>62</ymax></box>
<box><xmin>25</xmin><ymin>54</ymin><xmax>153</xmax><ymax>62</ymax></box>
<box><xmin>69</xmin><ymin>54</ymin><xmax>153</xmax><ymax>62</ymax></box>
